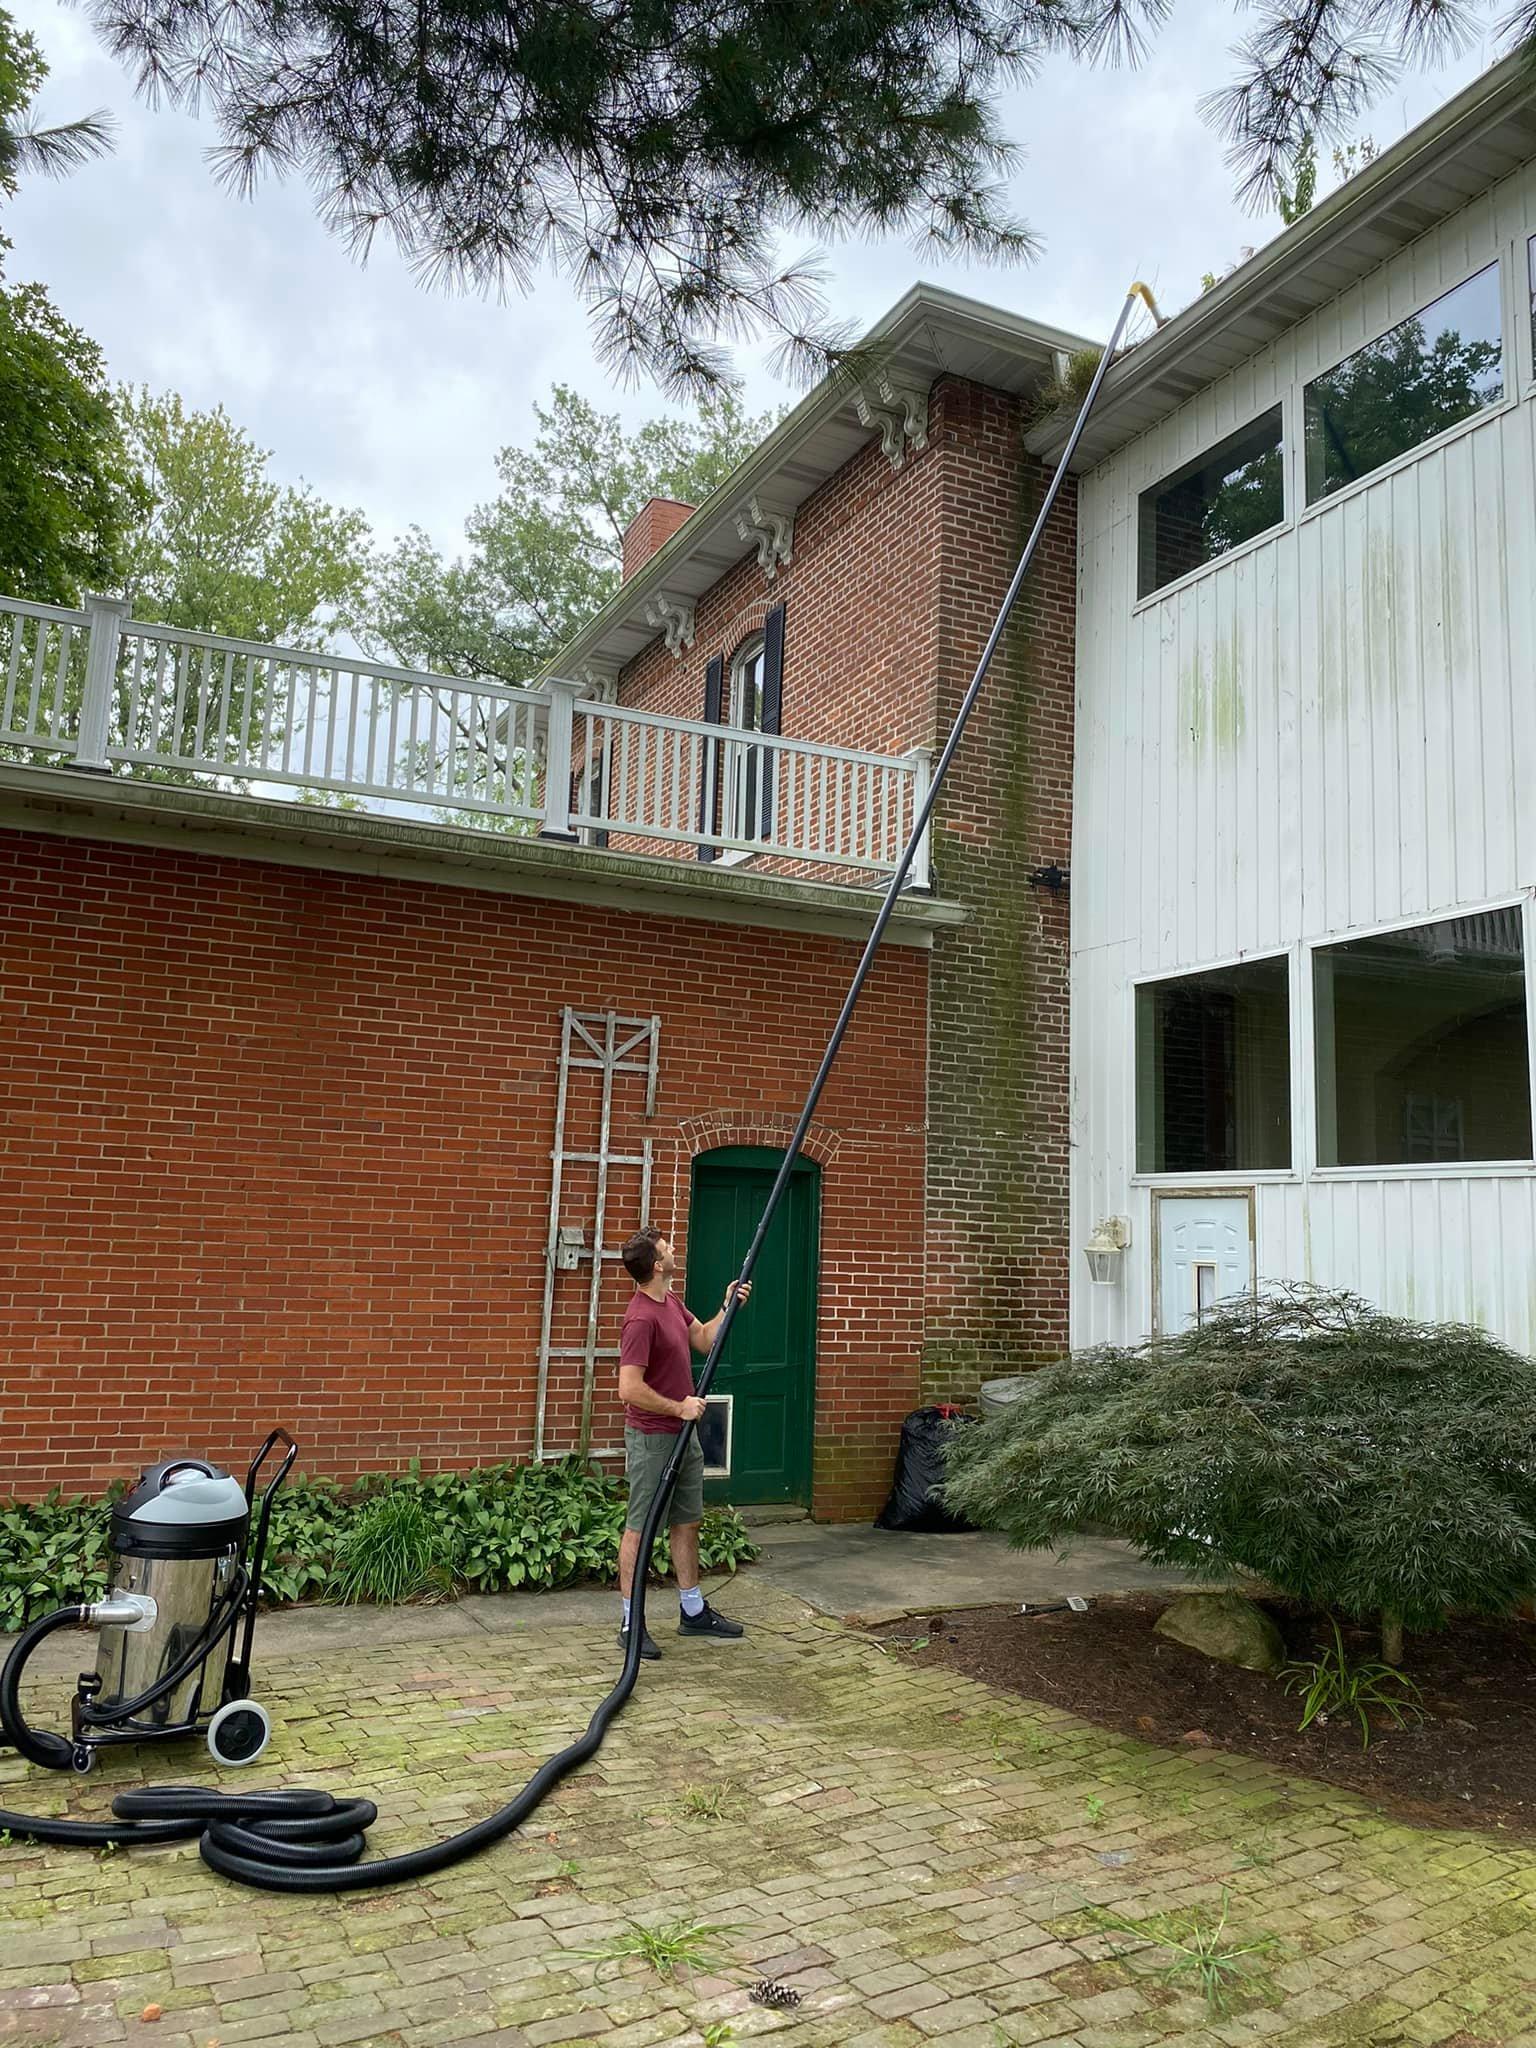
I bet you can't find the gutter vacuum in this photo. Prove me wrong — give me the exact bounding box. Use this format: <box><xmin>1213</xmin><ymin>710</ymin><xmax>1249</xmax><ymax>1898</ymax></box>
<box><xmin>0</xmin><ymin>283</ymin><xmax>1161</xmax><ymax>1892</ymax></box>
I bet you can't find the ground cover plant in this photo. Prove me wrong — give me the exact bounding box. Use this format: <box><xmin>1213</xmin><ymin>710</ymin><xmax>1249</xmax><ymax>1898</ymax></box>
<box><xmin>1281</xmin><ymin>1618</ymin><xmax>1425</xmax><ymax>1748</ymax></box>
<box><xmin>944</xmin><ymin>1285</ymin><xmax>1536</xmax><ymax>1664</ymax></box>
<box><xmin>0</xmin><ymin>1455</ymin><xmax>756</xmax><ymax>1627</ymax></box>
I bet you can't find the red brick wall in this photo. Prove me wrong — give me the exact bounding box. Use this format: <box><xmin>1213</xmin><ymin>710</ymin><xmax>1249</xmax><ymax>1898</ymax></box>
<box><xmin>923</xmin><ymin>388</ymin><xmax>1076</xmax><ymax>1390</ymax></box>
<box><xmin>617</xmin><ymin>428</ymin><xmax>940</xmax><ymax>758</ymax></box>
<box><xmin>0</xmin><ymin>831</ymin><xmax>925</xmax><ymax>1516</ymax></box>
<box><xmin>610</xmin><ymin>378</ymin><xmax>1075</xmax><ymax>1392</ymax></box>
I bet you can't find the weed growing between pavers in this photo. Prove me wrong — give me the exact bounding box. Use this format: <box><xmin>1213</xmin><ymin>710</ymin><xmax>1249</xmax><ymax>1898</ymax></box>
<box><xmin>1081</xmin><ymin>1888</ymin><xmax>1283</xmax><ymax>2015</ymax></box>
<box><xmin>578</xmin><ymin>1914</ymin><xmax>742</xmax><ymax>1981</ymax></box>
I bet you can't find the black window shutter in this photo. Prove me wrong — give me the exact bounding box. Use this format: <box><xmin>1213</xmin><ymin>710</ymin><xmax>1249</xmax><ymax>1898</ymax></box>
<box><xmin>698</xmin><ymin>654</ymin><xmax>724</xmax><ymax>861</ymax></box>
<box><xmin>758</xmin><ymin>604</ymin><xmax>785</xmax><ymax>838</ymax></box>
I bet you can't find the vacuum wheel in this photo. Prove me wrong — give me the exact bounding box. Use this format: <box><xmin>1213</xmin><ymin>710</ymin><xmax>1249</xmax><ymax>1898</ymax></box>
<box><xmin>206</xmin><ymin>1698</ymin><xmax>272</xmax><ymax>1767</ymax></box>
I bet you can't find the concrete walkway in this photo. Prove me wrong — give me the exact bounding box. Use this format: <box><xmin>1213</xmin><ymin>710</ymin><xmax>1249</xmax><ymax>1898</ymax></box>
<box><xmin>743</xmin><ymin>1519</ymin><xmax>1193</xmax><ymax>1623</ymax></box>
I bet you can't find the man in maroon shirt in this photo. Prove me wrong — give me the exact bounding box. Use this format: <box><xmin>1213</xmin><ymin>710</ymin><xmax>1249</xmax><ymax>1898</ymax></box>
<box><xmin>616</xmin><ymin>1226</ymin><xmax>750</xmax><ymax>1661</ymax></box>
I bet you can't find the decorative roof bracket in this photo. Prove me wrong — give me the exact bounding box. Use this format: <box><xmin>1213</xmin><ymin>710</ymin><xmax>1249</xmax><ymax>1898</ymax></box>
<box><xmin>641</xmin><ymin>593</ymin><xmax>697</xmax><ymax>657</ymax></box>
<box><xmin>577</xmin><ymin>663</ymin><xmax>620</xmax><ymax>703</ymax></box>
<box><xmin>733</xmin><ymin>495</ymin><xmax>794</xmax><ymax>580</ymax></box>
<box><xmin>854</xmin><ymin>372</ymin><xmax>930</xmax><ymax>470</ymax></box>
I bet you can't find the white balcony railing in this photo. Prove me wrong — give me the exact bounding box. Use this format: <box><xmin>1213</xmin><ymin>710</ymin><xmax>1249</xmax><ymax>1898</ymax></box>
<box><xmin>0</xmin><ymin>594</ymin><xmax>931</xmax><ymax>885</ymax></box>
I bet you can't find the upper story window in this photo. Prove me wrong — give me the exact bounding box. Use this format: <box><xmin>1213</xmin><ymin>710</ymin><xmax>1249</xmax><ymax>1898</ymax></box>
<box><xmin>1136</xmin><ymin>956</ymin><xmax>1292</xmax><ymax>1173</ymax></box>
<box><xmin>1314</xmin><ymin>908</ymin><xmax>1532</xmax><ymax>1168</ymax></box>
<box><xmin>1137</xmin><ymin>407</ymin><xmax>1284</xmax><ymax>600</ymax></box>
<box><xmin>1304</xmin><ymin>262</ymin><xmax>1504</xmax><ymax>504</ymax></box>
<box><xmin>724</xmin><ymin>633</ymin><xmax>767</xmax><ymax>849</ymax></box>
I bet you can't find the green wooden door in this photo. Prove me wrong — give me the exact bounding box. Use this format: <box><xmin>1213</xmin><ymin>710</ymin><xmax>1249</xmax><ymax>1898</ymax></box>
<box><xmin>686</xmin><ymin>1147</ymin><xmax>818</xmax><ymax>1505</ymax></box>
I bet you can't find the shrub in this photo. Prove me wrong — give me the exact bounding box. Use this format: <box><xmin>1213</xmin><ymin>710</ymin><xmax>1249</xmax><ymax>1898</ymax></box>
<box><xmin>943</xmin><ymin>1285</ymin><xmax>1536</xmax><ymax>1660</ymax></box>
<box><xmin>0</xmin><ymin>1455</ymin><xmax>758</xmax><ymax>1625</ymax></box>
<box><xmin>0</xmin><ymin>1490</ymin><xmax>114</xmax><ymax>1634</ymax></box>
<box><xmin>331</xmin><ymin>1490</ymin><xmax>455</xmax><ymax>1605</ymax></box>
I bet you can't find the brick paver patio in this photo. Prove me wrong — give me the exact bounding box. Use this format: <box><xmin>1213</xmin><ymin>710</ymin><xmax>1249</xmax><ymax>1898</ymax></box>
<box><xmin>3</xmin><ymin>1575</ymin><xmax>1534</xmax><ymax>2047</ymax></box>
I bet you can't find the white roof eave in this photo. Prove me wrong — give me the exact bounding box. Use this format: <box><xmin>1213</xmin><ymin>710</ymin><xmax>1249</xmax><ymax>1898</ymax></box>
<box><xmin>545</xmin><ymin>284</ymin><xmax>1098</xmax><ymax>684</ymax></box>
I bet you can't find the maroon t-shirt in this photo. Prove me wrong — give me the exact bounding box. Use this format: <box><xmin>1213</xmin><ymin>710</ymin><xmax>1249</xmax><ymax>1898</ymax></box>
<box><xmin>620</xmin><ymin>1291</ymin><xmax>697</xmax><ymax>1434</ymax></box>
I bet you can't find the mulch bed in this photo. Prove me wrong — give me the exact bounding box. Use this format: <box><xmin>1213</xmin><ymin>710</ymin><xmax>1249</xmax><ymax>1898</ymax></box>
<box><xmin>895</xmin><ymin>1594</ymin><xmax>1536</xmax><ymax>1837</ymax></box>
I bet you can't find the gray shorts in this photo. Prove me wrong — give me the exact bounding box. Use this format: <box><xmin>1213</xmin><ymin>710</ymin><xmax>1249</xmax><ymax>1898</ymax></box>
<box><xmin>624</xmin><ymin>1425</ymin><xmax>705</xmax><ymax>1532</ymax></box>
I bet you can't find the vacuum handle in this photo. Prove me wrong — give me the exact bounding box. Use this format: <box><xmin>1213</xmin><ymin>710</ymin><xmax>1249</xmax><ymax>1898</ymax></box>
<box><xmin>244</xmin><ymin>1429</ymin><xmax>297</xmax><ymax>1510</ymax></box>
<box><xmin>235</xmin><ymin>1430</ymin><xmax>297</xmax><ymax>1681</ymax></box>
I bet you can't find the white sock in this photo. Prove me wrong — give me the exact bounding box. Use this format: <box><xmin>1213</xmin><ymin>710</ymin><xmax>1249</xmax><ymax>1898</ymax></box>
<box><xmin>679</xmin><ymin>1586</ymin><xmax>705</xmax><ymax>1617</ymax></box>
<box><xmin>621</xmin><ymin>1598</ymin><xmax>632</xmax><ymax>1628</ymax></box>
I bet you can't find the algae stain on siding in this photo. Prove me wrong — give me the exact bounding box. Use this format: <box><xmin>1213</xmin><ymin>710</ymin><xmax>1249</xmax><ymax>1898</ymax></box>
<box><xmin>1366</xmin><ymin>533</ymin><xmax>1396</xmax><ymax>701</ymax></box>
<box><xmin>1181</xmin><ymin>635</ymin><xmax>1246</xmax><ymax>754</ymax></box>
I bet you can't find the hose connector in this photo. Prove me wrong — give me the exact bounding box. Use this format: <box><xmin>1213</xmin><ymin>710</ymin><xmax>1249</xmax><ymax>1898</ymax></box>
<box><xmin>85</xmin><ymin>1593</ymin><xmax>158</xmax><ymax>1633</ymax></box>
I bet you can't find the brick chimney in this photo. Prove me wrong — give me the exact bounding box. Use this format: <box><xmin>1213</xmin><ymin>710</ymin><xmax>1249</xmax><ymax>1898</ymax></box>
<box><xmin>622</xmin><ymin>496</ymin><xmax>696</xmax><ymax>581</ymax></box>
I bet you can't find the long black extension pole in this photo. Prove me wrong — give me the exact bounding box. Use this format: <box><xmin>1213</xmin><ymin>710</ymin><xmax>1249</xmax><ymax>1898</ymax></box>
<box><xmin>0</xmin><ymin>288</ymin><xmax>1145</xmax><ymax>1889</ymax></box>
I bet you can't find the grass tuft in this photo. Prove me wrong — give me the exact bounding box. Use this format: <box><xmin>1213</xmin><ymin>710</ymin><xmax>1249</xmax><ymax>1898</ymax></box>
<box><xmin>678</xmin><ymin>1783</ymin><xmax>733</xmax><ymax>1823</ymax></box>
<box><xmin>330</xmin><ymin>1490</ymin><xmax>454</xmax><ymax>1605</ymax></box>
<box><xmin>578</xmin><ymin>1915</ymin><xmax>739</xmax><ymax>1983</ymax></box>
<box><xmin>1089</xmin><ymin>1890</ymin><xmax>1280</xmax><ymax>2015</ymax></box>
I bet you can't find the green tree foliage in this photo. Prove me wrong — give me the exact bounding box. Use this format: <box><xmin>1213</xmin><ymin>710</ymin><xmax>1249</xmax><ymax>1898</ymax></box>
<box><xmin>0</xmin><ymin>9</ymin><xmax>131</xmax><ymax>603</ymax></box>
<box><xmin>0</xmin><ymin>274</ymin><xmax>133</xmax><ymax>602</ymax></box>
<box><xmin>116</xmin><ymin>387</ymin><xmax>370</xmax><ymax>647</ymax></box>
<box><xmin>942</xmin><ymin>1287</ymin><xmax>1536</xmax><ymax>1661</ymax></box>
<box><xmin>85</xmin><ymin>0</ymin><xmax>1536</xmax><ymax>387</ymax></box>
<box><xmin>370</xmin><ymin>383</ymin><xmax>776</xmax><ymax>689</ymax></box>
<box><xmin>1201</xmin><ymin>138</ymin><xmax>1377</xmax><ymax>294</ymax></box>
<box><xmin>85</xmin><ymin>0</ymin><xmax>1070</xmax><ymax>391</ymax></box>
<box><xmin>1198</xmin><ymin>443</ymin><xmax>1284</xmax><ymax>557</ymax></box>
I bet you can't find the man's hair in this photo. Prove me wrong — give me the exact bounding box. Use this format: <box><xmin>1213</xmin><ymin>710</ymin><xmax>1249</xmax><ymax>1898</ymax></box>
<box><xmin>621</xmin><ymin>1226</ymin><xmax>663</xmax><ymax>1284</ymax></box>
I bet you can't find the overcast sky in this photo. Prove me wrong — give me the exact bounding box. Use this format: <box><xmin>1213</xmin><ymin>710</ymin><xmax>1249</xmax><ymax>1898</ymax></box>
<box><xmin>8</xmin><ymin>2</ymin><xmax>1505</xmax><ymax>556</ymax></box>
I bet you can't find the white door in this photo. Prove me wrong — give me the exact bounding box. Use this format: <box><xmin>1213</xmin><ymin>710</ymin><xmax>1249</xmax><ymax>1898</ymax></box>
<box><xmin>1156</xmin><ymin>1196</ymin><xmax>1253</xmax><ymax>1335</ymax></box>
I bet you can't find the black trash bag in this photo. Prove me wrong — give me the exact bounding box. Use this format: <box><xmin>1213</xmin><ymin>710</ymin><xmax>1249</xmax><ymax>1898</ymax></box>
<box><xmin>874</xmin><ymin>1405</ymin><xmax>978</xmax><ymax>1533</ymax></box>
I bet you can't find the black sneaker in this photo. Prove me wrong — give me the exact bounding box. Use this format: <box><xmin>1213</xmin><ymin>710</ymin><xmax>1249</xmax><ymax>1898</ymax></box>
<box><xmin>678</xmin><ymin>1601</ymin><xmax>745</xmax><ymax>1639</ymax></box>
<box><xmin>617</xmin><ymin>1624</ymin><xmax>662</xmax><ymax>1661</ymax></box>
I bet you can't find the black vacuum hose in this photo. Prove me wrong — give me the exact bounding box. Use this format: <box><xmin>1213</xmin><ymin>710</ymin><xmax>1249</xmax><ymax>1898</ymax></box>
<box><xmin>0</xmin><ymin>1605</ymin><xmax>85</xmax><ymax>1769</ymax></box>
<box><xmin>0</xmin><ymin>291</ymin><xmax>1141</xmax><ymax>1888</ymax></box>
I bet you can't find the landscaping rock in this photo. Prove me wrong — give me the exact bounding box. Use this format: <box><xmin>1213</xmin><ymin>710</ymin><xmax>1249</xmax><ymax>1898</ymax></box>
<box><xmin>1154</xmin><ymin>1593</ymin><xmax>1285</xmax><ymax>1674</ymax></box>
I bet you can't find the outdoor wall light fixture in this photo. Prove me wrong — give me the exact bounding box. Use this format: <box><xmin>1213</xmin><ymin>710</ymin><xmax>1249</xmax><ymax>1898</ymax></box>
<box><xmin>1084</xmin><ymin>1216</ymin><xmax>1131</xmax><ymax>1285</ymax></box>
<box><xmin>1027</xmin><ymin>863</ymin><xmax>1069</xmax><ymax>893</ymax></box>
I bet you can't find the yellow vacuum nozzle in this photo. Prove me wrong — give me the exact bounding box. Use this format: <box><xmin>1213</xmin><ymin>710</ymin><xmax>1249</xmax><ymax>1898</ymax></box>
<box><xmin>1129</xmin><ymin>280</ymin><xmax>1167</xmax><ymax>329</ymax></box>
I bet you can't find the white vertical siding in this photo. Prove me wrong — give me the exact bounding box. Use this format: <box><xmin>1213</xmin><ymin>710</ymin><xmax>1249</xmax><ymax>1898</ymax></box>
<box><xmin>1072</xmin><ymin>152</ymin><xmax>1536</xmax><ymax>1352</ymax></box>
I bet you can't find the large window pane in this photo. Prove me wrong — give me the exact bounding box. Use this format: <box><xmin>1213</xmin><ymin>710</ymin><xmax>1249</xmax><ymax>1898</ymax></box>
<box><xmin>1315</xmin><ymin>909</ymin><xmax>1532</xmax><ymax>1167</ymax></box>
<box><xmin>1137</xmin><ymin>958</ymin><xmax>1292</xmax><ymax>1173</ymax></box>
<box><xmin>1138</xmin><ymin>408</ymin><xmax>1284</xmax><ymax>599</ymax></box>
<box><xmin>1304</xmin><ymin>263</ymin><xmax>1504</xmax><ymax>503</ymax></box>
